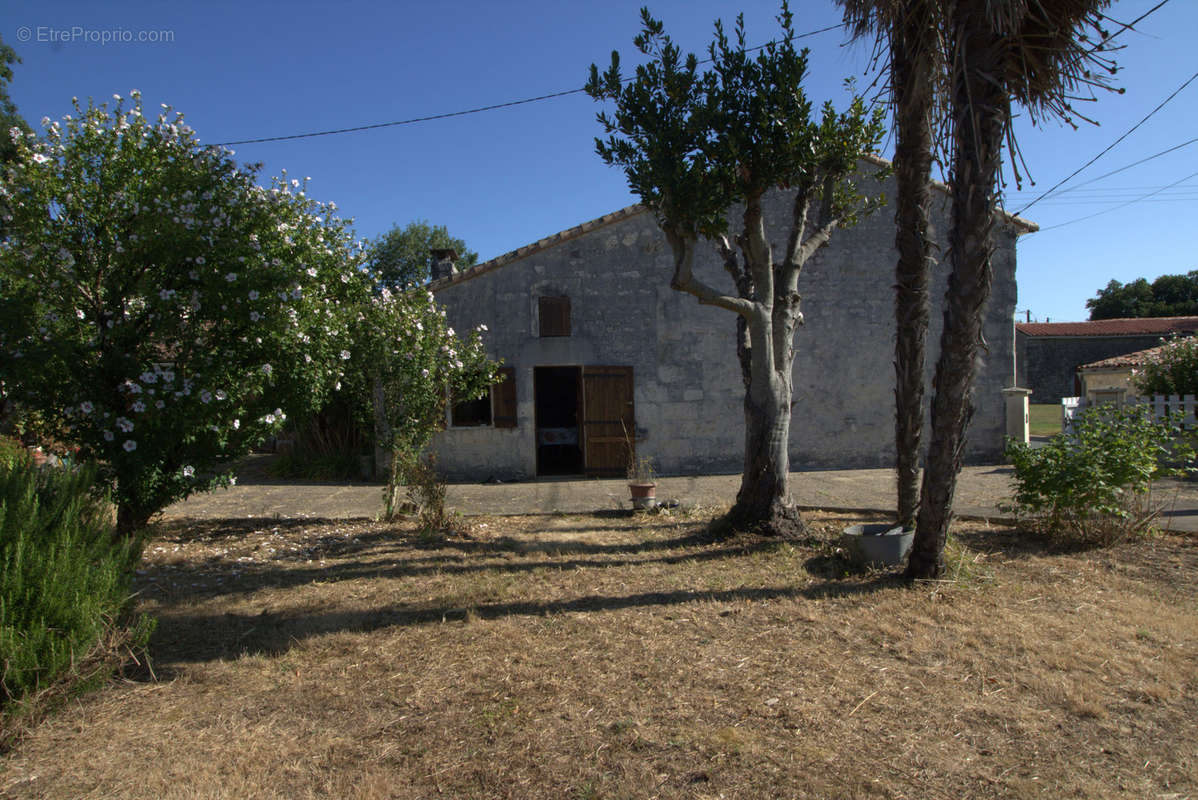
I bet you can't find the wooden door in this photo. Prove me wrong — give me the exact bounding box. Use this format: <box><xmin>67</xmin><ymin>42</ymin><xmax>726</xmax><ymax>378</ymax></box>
<box><xmin>581</xmin><ymin>366</ymin><xmax>634</xmax><ymax>476</ymax></box>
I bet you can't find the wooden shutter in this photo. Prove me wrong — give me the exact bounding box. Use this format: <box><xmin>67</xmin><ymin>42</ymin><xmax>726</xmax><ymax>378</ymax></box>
<box><xmin>493</xmin><ymin>367</ymin><xmax>517</xmax><ymax>428</ymax></box>
<box><xmin>539</xmin><ymin>296</ymin><xmax>571</xmax><ymax>337</ymax></box>
<box><xmin>581</xmin><ymin>366</ymin><xmax>634</xmax><ymax>476</ymax></box>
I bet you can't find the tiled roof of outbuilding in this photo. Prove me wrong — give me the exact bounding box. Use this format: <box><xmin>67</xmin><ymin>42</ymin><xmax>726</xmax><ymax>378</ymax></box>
<box><xmin>1078</xmin><ymin>344</ymin><xmax>1168</xmax><ymax>370</ymax></box>
<box><xmin>1017</xmin><ymin>317</ymin><xmax>1198</xmax><ymax>338</ymax></box>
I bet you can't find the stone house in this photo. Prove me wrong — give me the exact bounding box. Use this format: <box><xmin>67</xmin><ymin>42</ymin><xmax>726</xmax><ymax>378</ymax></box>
<box><xmin>1016</xmin><ymin>316</ymin><xmax>1198</xmax><ymax>403</ymax></box>
<box><xmin>429</xmin><ymin>169</ymin><xmax>1035</xmax><ymax>481</ymax></box>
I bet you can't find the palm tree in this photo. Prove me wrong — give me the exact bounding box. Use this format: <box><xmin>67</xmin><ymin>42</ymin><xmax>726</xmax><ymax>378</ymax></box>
<box><xmin>839</xmin><ymin>0</ymin><xmax>942</xmax><ymax>532</ymax></box>
<box><xmin>840</xmin><ymin>0</ymin><xmax>1118</xmax><ymax>577</ymax></box>
<box><xmin>910</xmin><ymin>0</ymin><xmax>1117</xmax><ymax>578</ymax></box>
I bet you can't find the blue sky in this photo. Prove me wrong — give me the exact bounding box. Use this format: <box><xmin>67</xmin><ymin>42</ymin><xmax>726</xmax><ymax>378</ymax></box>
<box><xmin>5</xmin><ymin>0</ymin><xmax>1195</xmax><ymax>323</ymax></box>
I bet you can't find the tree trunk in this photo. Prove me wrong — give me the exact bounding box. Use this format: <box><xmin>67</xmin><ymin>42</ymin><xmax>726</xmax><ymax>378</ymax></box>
<box><xmin>890</xmin><ymin>5</ymin><xmax>936</xmax><ymax>531</ymax></box>
<box><xmin>115</xmin><ymin>503</ymin><xmax>151</xmax><ymax>539</ymax></box>
<box><xmin>908</xmin><ymin>3</ymin><xmax>1007</xmax><ymax>579</ymax></box>
<box><xmin>727</xmin><ymin>373</ymin><xmax>802</xmax><ymax>535</ymax></box>
<box><xmin>726</xmin><ymin>308</ymin><xmax>804</xmax><ymax>537</ymax></box>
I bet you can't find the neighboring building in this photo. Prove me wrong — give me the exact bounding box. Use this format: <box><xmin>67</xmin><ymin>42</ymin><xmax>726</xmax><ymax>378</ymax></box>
<box><xmin>1075</xmin><ymin>345</ymin><xmax>1166</xmax><ymax>405</ymax></box>
<box><xmin>429</xmin><ymin>169</ymin><xmax>1035</xmax><ymax>481</ymax></box>
<box><xmin>1016</xmin><ymin>316</ymin><xmax>1198</xmax><ymax>403</ymax></box>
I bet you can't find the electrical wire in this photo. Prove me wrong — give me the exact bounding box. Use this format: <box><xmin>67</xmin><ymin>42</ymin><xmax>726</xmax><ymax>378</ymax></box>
<box><xmin>211</xmin><ymin>24</ymin><xmax>843</xmax><ymax>148</ymax></box>
<box><xmin>1034</xmin><ymin>169</ymin><xmax>1198</xmax><ymax>231</ymax></box>
<box><xmin>1013</xmin><ymin>69</ymin><xmax>1198</xmax><ymax>216</ymax></box>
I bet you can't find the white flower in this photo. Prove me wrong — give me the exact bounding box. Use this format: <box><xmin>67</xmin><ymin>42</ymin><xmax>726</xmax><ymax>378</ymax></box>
<box><xmin>265</xmin><ymin>413</ymin><xmax>276</xmax><ymax>424</ymax></box>
<box><xmin>196</xmin><ymin>256</ymin><xmax>206</xmax><ymax>265</ymax></box>
<box><xmin>340</xmin><ymin>350</ymin><xmax>351</xmax><ymax>360</ymax></box>
<box><xmin>229</xmin><ymin>476</ymin><xmax>237</xmax><ymax>486</ymax></box>
<box><xmin>305</xmin><ymin>267</ymin><xmax>317</xmax><ymax>278</ymax></box>
<box><xmin>215</xmin><ymin>390</ymin><xmax>227</xmax><ymax>400</ymax></box>
<box><xmin>123</xmin><ymin>439</ymin><xmax>137</xmax><ymax>452</ymax></box>
<box><xmin>478</xmin><ymin>324</ymin><xmax>488</xmax><ymax>332</ymax></box>
<box><xmin>31</xmin><ymin>153</ymin><xmax>49</xmax><ymax>165</ymax></box>
<box><xmin>103</xmin><ymin>430</ymin><xmax>114</xmax><ymax>442</ymax></box>
<box><xmin>182</xmin><ymin>465</ymin><xmax>195</xmax><ymax>477</ymax></box>
<box><xmin>155</xmin><ymin>400</ymin><xmax>165</xmax><ymax>409</ymax></box>
<box><xmin>80</xmin><ymin>401</ymin><xmax>94</xmax><ymax>414</ymax></box>
<box><xmin>232</xmin><ymin>419</ymin><xmax>240</xmax><ymax>430</ymax></box>
<box><xmin>76</xmin><ymin>309</ymin><xmax>85</xmax><ymax>320</ymax></box>
<box><xmin>140</xmin><ymin>371</ymin><xmax>157</xmax><ymax>384</ymax></box>
<box><xmin>304</xmin><ymin>354</ymin><xmax>312</xmax><ymax>363</ymax></box>
<box><xmin>250</xmin><ymin>311</ymin><xmax>260</xmax><ymax>322</ymax></box>
<box><xmin>261</xmin><ymin>364</ymin><xmax>272</xmax><ymax>376</ymax></box>
<box><xmin>131</xmin><ymin>401</ymin><xmax>146</xmax><ymax>413</ymax></box>
<box><xmin>225</xmin><ymin>272</ymin><xmax>237</xmax><ymax>282</ymax></box>
<box><xmin>200</xmin><ymin>390</ymin><xmax>212</xmax><ymax>404</ymax></box>
<box><xmin>248</xmin><ymin>290</ymin><xmax>259</xmax><ymax>300</ymax></box>
<box><xmin>116</xmin><ymin>416</ymin><xmax>134</xmax><ymax>432</ymax></box>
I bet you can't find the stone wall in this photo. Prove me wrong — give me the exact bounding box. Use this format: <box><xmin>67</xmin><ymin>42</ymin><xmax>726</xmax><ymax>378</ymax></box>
<box><xmin>1017</xmin><ymin>333</ymin><xmax>1164</xmax><ymax>403</ymax></box>
<box><xmin>431</xmin><ymin>173</ymin><xmax>1022</xmax><ymax>480</ymax></box>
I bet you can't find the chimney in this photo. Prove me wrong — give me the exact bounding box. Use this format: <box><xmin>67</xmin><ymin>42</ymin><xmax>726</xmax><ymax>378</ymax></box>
<box><xmin>430</xmin><ymin>248</ymin><xmax>458</xmax><ymax>281</ymax></box>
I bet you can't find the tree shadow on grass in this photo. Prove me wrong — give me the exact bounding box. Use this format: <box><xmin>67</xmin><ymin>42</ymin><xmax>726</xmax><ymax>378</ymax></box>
<box><xmin>144</xmin><ymin>577</ymin><xmax>901</xmax><ymax>672</ymax></box>
<box><xmin>134</xmin><ymin>529</ymin><xmax>792</xmax><ymax>605</ymax></box>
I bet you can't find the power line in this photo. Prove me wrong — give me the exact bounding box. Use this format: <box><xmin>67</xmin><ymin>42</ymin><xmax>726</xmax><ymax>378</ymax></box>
<box><xmin>1035</xmin><ymin>168</ymin><xmax>1198</xmax><ymax>231</ymax></box>
<box><xmin>211</xmin><ymin>24</ymin><xmax>843</xmax><ymax>148</ymax></box>
<box><xmin>1094</xmin><ymin>0</ymin><xmax>1172</xmax><ymax>52</ymax></box>
<box><xmin>1050</xmin><ymin>135</ymin><xmax>1198</xmax><ymax>192</ymax></box>
<box><xmin>1013</xmin><ymin>68</ymin><xmax>1198</xmax><ymax>216</ymax></box>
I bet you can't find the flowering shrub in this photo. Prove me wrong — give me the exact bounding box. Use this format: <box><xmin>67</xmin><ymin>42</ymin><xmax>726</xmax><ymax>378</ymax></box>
<box><xmin>344</xmin><ymin>284</ymin><xmax>497</xmax><ymax>521</ymax></box>
<box><xmin>0</xmin><ymin>93</ymin><xmax>367</xmax><ymax>533</ymax></box>
<box><xmin>1135</xmin><ymin>334</ymin><xmax>1198</xmax><ymax>397</ymax></box>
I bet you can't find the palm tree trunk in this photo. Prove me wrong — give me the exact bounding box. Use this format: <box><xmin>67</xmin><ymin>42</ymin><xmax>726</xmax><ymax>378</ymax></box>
<box><xmin>908</xmin><ymin>1</ymin><xmax>1007</xmax><ymax>579</ymax></box>
<box><xmin>890</xmin><ymin>3</ymin><xmax>936</xmax><ymax>531</ymax></box>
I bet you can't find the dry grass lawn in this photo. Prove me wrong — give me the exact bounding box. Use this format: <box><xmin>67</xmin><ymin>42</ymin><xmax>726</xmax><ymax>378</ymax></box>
<box><xmin>2</xmin><ymin>507</ymin><xmax>1196</xmax><ymax>799</ymax></box>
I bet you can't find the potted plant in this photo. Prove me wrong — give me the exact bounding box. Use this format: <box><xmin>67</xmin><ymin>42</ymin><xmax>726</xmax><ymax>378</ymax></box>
<box><xmin>627</xmin><ymin>454</ymin><xmax>658</xmax><ymax>510</ymax></box>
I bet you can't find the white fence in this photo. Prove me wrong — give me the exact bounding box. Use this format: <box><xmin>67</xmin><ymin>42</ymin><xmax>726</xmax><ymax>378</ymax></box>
<box><xmin>1062</xmin><ymin>394</ymin><xmax>1198</xmax><ymax>434</ymax></box>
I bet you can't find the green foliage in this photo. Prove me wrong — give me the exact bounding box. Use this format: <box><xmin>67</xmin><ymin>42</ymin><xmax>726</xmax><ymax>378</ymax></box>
<box><xmin>0</xmin><ymin>449</ymin><xmax>152</xmax><ymax>709</ymax></box>
<box><xmin>1135</xmin><ymin>335</ymin><xmax>1198</xmax><ymax>397</ymax></box>
<box><xmin>367</xmin><ymin>221</ymin><xmax>478</xmax><ymax>290</ymax></box>
<box><xmin>586</xmin><ymin>3</ymin><xmax>885</xmax><ymax>238</ymax></box>
<box><xmin>339</xmin><ymin>286</ymin><xmax>498</xmax><ymax>521</ymax></box>
<box><xmin>1006</xmin><ymin>405</ymin><xmax>1193</xmax><ymax>545</ymax></box>
<box><xmin>0</xmin><ymin>34</ymin><xmax>30</xmax><ymax>169</ymax></box>
<box><xmin>0</xmin><ymin>93</ymin><xmax>368</xmax><ymax>532</ymax></box>
<box><xmin>1086</xmin><ymin>270</ymin><xmax>1198</xmax><ymax>320</ymax></box>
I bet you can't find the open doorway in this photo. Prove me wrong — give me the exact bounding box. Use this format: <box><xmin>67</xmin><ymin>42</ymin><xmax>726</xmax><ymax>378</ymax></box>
<box><xmin>534</xmin><ymin>366</ymin><xmax>583</xmax><ymax>475</ymax></box>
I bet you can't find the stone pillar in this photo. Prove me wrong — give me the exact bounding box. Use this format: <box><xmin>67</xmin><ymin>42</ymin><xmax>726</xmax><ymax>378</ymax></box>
<box><xmin>1002</xmin><ymin>387</ymin><xmax>1033</xmax><ymax>445</ymax></box>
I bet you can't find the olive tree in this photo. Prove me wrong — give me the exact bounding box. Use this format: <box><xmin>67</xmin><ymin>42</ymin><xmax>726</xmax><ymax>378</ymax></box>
<box><xmin>587</xmin><ymin>4</ymin><xmax>884</xmax><ymax>534</ymax></box>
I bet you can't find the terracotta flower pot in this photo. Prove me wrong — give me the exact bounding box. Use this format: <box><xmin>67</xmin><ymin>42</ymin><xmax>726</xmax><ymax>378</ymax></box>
<box><xmin>628</xmin><ymin>481</ymin><xmax>657</xmax><ymax>510</ymax></box>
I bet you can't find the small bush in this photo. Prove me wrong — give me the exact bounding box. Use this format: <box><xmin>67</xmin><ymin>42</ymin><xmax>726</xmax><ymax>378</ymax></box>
<box><xmin>1135</xmin><ymin>334</ymin><xmax>1198</xmax><ymax>397</ymax></box>
<box><xmin>0</xmin><ymin>444</ymin><xmax>152</xmax><ymax>713</ymax></box>
<box><xmin>1006</xmin><ymin>405</ymin><xmax>1193</xmax><ymax>545</ymax></box>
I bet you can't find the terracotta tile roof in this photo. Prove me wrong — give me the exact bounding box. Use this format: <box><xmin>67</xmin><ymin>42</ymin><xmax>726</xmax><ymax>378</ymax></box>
<box><xmin>1017</xmin><ymin>317</ymin><xmax>1198</xmax><ymax>337</ymax></box>
<box><xmin>1078</xmin><ymin>344</ymin><xmax>1168</xmax><ymax>370</ymax></box>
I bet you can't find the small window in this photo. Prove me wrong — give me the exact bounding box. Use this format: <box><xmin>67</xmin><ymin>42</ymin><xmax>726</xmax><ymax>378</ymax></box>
<box><xmin>451</xmin><ymin>389</ymin><xmax>492</xmax><ymax>427</ymax></box>
<box><xmin>539</xmin><ymin>296</ymin><xmax>571</xmax><ymax>337</ymax></box>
